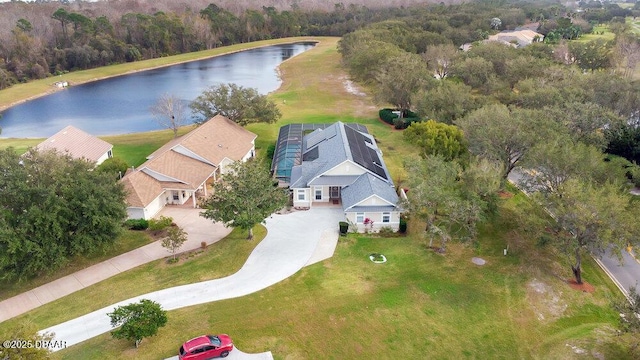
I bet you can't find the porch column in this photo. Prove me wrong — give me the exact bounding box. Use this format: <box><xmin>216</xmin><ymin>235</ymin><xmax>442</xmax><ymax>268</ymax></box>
<box><xmin>192</xmin><ymin>191</ymin><xmax>197</xmax><ymax>208</ymax></box>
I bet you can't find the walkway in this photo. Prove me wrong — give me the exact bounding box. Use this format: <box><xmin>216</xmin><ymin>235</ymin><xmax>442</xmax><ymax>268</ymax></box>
<box><xmin>40</xmin><ymin>207</ymin><xmax>344</xmax><ymax>351</ymax></box>
<box><xmin>0</xmin><ymin>207</ymin><xmax>231</xmax><ymax>323</ymax></box>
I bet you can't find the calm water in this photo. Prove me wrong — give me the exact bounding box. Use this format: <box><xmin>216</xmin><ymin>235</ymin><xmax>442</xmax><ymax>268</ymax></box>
<box><xmin>0</xmin><ymin>42</ymin><xmax>315</xmax><ymax>138</ymax></box>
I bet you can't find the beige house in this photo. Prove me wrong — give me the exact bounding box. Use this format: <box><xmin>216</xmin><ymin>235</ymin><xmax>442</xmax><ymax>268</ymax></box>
<box><xmin>486</xmin><ymin>29</ymin><xmax>544</xmax><ymax>48</ymax></box>
<box><xmin>121</xmin><ymin>115</ymin><xmax>257</xmax><ymax>220</ymax></box>
<box><xmin>36</xmin><ymin>125</ymin><xmax>113</xmax><ymax>166</ymax></box>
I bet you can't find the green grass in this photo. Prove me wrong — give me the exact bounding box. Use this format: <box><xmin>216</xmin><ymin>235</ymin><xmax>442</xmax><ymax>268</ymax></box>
<box><xmin>0</xmin><ymin>230</ymin><xmax>154</xmax><ymax>301</ymax></box>
<box><xmin>0</xmin><ymin>225</ymin><xmax>265</xmax><ymax>336</ymax></box>
<box><xmin>0</xmin><ymin>195</ymin><xmax>623</xmax><ymax>360</ymax></box>
<box><xmin>575</xmin><ymin>24</ymin><xmax>616</xmax><ymax>43</ymax></box>
<box><xmin>0</xmin><ymin>37</ymin><xmax>632</xmax><ymax>359</ymax></box>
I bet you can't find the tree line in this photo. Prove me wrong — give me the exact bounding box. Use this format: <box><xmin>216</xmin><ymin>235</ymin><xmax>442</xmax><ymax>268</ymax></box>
<box><xmin>0</xmin><ymin>0</ymin><xmax>444</xmax><ymax>89</ymax></box>
<box><xmin>338</xmin><ymin>0</ymin><xmax>640</xmax><ymax>292</ymax></box>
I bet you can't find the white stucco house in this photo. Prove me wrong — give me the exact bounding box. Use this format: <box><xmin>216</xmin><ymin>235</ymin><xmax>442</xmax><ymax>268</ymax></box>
<box><xmin>121</xmin><ymin>115</ymin><xmax>257</xmax><ymax>220</ymax></box>
<box><xmin>36</xmin><ymin>125</ymin><xmax>113</xmax><ymax>166</ymax></box>
<box><xmin>272</xmin><ymin>121</ymin><xmax>402</xmax><ymax>232</ymax></box>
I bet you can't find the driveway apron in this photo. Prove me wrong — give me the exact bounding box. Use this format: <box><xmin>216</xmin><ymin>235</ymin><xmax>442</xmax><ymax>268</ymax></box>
<box><xmin>41</xmin><ymin>207</ymin><xmax>344</xmax><ymax>351</ymax></box>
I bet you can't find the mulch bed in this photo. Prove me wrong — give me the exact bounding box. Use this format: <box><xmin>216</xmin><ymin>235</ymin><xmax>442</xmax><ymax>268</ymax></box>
<box><xmin>567</xmin><ymin>279</ymin><xmax>595</xmax><ymax>293</ymax></box>
<box><xmin>498</xmin><ymin>191</ymin><xmax>514</xmax><ymax>199</ymax></box>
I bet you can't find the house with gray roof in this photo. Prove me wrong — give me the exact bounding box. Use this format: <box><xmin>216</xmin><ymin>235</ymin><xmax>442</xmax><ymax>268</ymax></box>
<box><xmin>274</xmin><ymin>121</ymin><xmax>402</xmax><ymax>232</ymax></box>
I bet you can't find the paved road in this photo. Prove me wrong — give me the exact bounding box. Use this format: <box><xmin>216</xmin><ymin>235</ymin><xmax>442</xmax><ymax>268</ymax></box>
<box><xmin>597</xmin><ymin>249</ymin><xmax>640</xmax><ymax>297</ymax></box>
<box><xmin>40</xmin><ymin>207</ymin><xmax>344</xmax><ymax>352</ymax></box>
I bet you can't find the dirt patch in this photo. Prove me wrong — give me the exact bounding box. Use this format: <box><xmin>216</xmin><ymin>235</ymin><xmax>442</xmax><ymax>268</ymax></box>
<box><xmin>498</xmin><ymin>191</ymin><xmax>514</xmax><ymax>199</ymax></box>
<box><xmin>567</xmin><ymin>279</ymin><xmax>595</xmax><ymax>293</ymax></box>
<box><xmin>526</xmin><ymin>278</ymin><xmax>568</xmax><ymax>322</ymax></box>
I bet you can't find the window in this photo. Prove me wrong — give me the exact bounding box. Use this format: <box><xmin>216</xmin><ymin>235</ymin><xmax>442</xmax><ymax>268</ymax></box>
<box><xmin>107</xmin><ymin>150</ymin><xmax>113</xmax><ymax>158</ymax></box>
<box><xmin>315</xmin><ymin>187</ymin><xmax>322</xmax><ymax>200</ymax></box>
<box><xmin>173</xmin><ymin>191</ymin><xmax>179</xmax><ymax>200</ymax></box>
<box><xmin>297</xmin><ymin>189</ymin><xmax>306</xmax><ymax>201</ymax></box>
<box><xmin>382</xmin><ymin>212</ymin><xmax>390</xmax><ymax>223</ymax></box>
<box><xmin>356</xmin><ymin>212</ymin><xmax>365</xmax><ymax>223</ymax></box>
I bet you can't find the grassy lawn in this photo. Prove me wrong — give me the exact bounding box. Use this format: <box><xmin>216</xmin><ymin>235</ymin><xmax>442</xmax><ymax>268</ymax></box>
<box><xmin>0</xmin><ymin>37</ymin><xmax>631</xmax><ymax>359</ymax></box>
<box><xmin>0</xmin><ymin>195</ymin><xmax>626</xmax><ymax>360</ymax></box>
<box><xmin>0</xmin><ymin>226</ymin><xmax>266</xmax><ymax>336</ymax></box>
<box><xmin>0</xmin><ymin>230</ymin><xmax>155</xmax><ymax>302</ymax></box>
<box><xmin>575</xmin><ymin>24</ymin><xmax>616</xmax><ymax>43</ymax></box>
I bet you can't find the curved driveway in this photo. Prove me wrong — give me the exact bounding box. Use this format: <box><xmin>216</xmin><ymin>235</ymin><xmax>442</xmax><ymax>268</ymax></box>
<box><xmin>41</xmin><ymin>207</ymin><xmax>344</xmax><ymax>351</ymax></box>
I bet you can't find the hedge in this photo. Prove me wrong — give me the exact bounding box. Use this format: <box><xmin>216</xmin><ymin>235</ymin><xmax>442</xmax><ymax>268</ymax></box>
<box><xmin>379</xmin><ymin>108</ymin><xmax>422</xmax><ymax>129</ymax></box>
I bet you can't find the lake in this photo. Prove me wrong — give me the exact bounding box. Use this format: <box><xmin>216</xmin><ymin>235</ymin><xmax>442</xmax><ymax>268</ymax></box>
<box><xmin>0</xmin><ymin>42</ymin><xmax>315</xmax><ymax>138</ymax></box>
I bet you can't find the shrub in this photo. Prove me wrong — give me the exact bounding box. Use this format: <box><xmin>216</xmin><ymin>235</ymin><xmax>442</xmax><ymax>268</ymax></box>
<box><xmin>379</xmin><ymin>108</ymin><xmax>421</xmax><ymax>129</ymax></box>
<box><xmin>399</xmin><ymin>217</ymin><xmax>407</xmax><ymax>233</ymax></box>
<box><xmin>378</xmin><ymin>226</ymin><xmax>396</xmax><ymax>237</ymax></box>
<box><xmin>148</xmin><ymin>216</ymin><xmax>173</xmax><ymax>231</ymax></box>
<box><xmin>124</xmin><ymin>218</ymin><xmax>149</xmax><ymax>230</ymax></box>
<box><xmin>96</xmin><ymin>157</ymin><xmax>130</xmax><ymax>180</ymax></box>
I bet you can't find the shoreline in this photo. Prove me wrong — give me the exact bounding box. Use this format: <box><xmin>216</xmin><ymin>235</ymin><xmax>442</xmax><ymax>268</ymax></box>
<box><xmin>0</xmin><ymin>37</ymin><xmax>324</xmax><ymax>114</ymax></box>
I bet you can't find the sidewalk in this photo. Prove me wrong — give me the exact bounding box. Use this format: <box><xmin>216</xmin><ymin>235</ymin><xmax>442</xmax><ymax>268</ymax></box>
<box><xmin>0</xmin><ymin>207</ymin><xmax>232</xmax><ymax>323</ymax></box>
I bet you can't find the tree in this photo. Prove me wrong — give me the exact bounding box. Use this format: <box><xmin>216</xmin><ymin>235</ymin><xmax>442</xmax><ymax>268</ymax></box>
<box><xmin>403</xmin><ymin>120</ymin><xmax>468</xmax><ymax>162</ymax></box>
<box><xmin>150</xmin><ymin>93</ymin><xmax>188</xmax><ymax>138</ymax></box>
<box><xmin>0</xmin><ymin>148</ymin><xmax>127</xmax><ymax>281</ymax></box>
<box><xmin>374</xmin><ymin>52</ymin><xmax>433</xmax><ymax>116</ymax></box>
<box><xmin>96</xmin><ymin>157</ymin><xmax>129</xmax><ymax>180</ymax></box>
<box><xmin>490</xmin><ymin>17</ymin><xmax>502</xmax><ymax>30</ymax></box>
<box><xmin>402</xmin><ymin>156</ymin><xmax>497</xmax><ymax>251</ymax></box>
<box><xmin>161</xmin><ymin>226</ymin><xmax>188</xmax><ymax>261</ymax></box>
<box><xmin>189</xmin><ymin>83</ymin><xmax>281</xmax><ymax>126</ymax></box>
<box><xmin>0</xmin><ymin>321</ymin><xmax>53</xmax><ymax>360</ymax></box>
<box><xmin>546</xmin><ymin>101</ymin><xmax>623</xmax><ymax>149</ymax></box>
<box><xmin>421</xmin><ymin>43</ymin><xmax>459</xmax><ymax>79</ymax></box>
<box><xmin>538</xmin><ymin>179</ymin><xmax>636</xmax><ymax>284</ymax></box>
<box><xmin>200</xmin><ymin>160</ymin><xmax>288</xmax><ymax>239</ymax></box>
<box><xmin>568</xmin><ymin>39</ymin><xmax>612</xmax><ymax>72</ymax></box>
<box><xmin>520</xmin><ymin>139</ymin><xmax>618</xmax><ymax>196</ymax></box>
<box><xmin>108</xmin><ymin>299</ymin><xmax>168</xmax><ymax>348</ymax></box>
<box><xmin>456</xmin><ymin>104</ymin><xmax>553</xmax><ymax>180</ymax></box>
<box><xmin>451</xmin><ymin>56</ymin><xmax>496</xmax><ymax>90</ymax></box>
<box><xmin>414</xmin><ymin>80</ymin><xmax>481</xmax><ymax>124</ymax></box>
<box><xmin>613</xmin><ymin>286</ymin><xmax>640</xmax><ymax>357</ymax></box>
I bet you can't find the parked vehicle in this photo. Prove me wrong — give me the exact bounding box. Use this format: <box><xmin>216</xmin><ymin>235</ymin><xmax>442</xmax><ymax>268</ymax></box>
<box><xmin>178</xmin><ymin>334</ymin><xmax>234</xmax><ymax>359</ymax></box>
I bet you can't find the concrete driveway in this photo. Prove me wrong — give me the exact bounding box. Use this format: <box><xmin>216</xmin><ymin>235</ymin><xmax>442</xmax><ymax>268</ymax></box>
<box><xmin>158</xmin><ymin>206</ymin><xmax>233</xmax><ymax>251</ymax></box>
<box><xmin>41</xmin><ymin>207</ymin><xmax>344</xmax><ymax>353</ymax></box>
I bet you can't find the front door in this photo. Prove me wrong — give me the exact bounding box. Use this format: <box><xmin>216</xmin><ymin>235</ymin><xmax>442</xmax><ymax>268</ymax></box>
<box><xmin>329</xmin><ymin>186</ymin><xmax>341</xmax><ymax>199</ymax></box>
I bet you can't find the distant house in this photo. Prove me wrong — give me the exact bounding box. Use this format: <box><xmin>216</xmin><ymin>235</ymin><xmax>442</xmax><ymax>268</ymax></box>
<box><xmin>272</xmin><ymin>122</ymin><xmax>403</xmax><ymax>232</ymax></box>
<box><xmin>36</xmin><ymin>125</ymin><xmax>113</xmax><ymax>166</ymax></box>
<box><xmin>121</xmin><ymin>115</ymin><xmax>257</xmax><ymax>220</ymax></box>
<box><xmin>485</xmin><ymin>29</ymin><xmax>544</xmax><ymax>48</ymax></box>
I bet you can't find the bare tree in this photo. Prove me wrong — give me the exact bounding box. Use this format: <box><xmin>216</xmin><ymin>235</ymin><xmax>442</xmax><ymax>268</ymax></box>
<box><xmin>150</xmin><ymin>93</ymin><xmax>188</xmax><ymax>138</ymax></box>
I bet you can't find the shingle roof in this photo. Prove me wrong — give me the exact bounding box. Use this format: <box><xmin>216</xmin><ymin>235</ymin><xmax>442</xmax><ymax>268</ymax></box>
<box><xmin>289</xmin><ymin>121</ymin><xmax>391</xmax><ymax>187</ymax></box>
<box><xmin>121</xmin><ymin>115</ymin><xmax>255</xmax><ymax>208</ymax></box>
<box><xmin>148</xmin><ymin>115</ymin><xmax>256</xmax><ymax>165</ymax></box>
<box><xmin>341</xmin><ymin>173</ymin><xmax>398</xmax><ymax>211</ymax></box>
<box><xmin>36</xmin><ymin>125</ymin><xmax>112</xmax><ymax>163</ymax></box>
<box><xmin>121</xmin><ymin>171</ymin><xmax>164</xmax><ymax>208</ymax></box>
